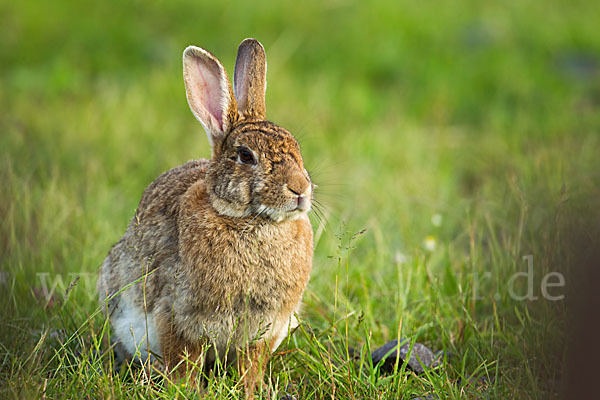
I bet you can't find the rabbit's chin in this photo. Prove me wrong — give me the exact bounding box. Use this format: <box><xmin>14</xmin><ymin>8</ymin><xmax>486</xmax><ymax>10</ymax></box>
<box><xmin>211</xmin><ymin>196</ymin><xmax>310</xmax><ymax>223</ymax></box>
<box><xmin>255</xmin><ymin>204</ymin><xmax>311</xmax><ymax>223</ymax></box>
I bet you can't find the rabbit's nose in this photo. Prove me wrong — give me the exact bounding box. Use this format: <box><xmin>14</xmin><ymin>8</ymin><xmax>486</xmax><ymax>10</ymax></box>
<box><xmin>287</xmin><ymin>173</ymin><xmax>310</xmax><ymax>198</ymax></box>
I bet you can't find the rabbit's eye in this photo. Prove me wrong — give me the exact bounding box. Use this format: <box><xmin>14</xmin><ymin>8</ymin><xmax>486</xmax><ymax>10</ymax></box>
<box><xmin>237</xmin><ymin>147</ymin><xmax>256</xmax><ymax>165</ymax></box>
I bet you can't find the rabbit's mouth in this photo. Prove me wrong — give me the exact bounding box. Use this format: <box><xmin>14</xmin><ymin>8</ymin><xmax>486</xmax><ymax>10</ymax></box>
<box><xmin>250</xmin><ymin>180</ymin><xmax>313</xmax><ymax>222</ymax></box>
<box><xmin>208</xmin><ymin>191</ymin><xmax>310</xmax><ymax>222</ymax></box>
<box><xmin>254</xmin><ymin>202</ymin><xmax>311</xmax><ymax>223</ymax></box>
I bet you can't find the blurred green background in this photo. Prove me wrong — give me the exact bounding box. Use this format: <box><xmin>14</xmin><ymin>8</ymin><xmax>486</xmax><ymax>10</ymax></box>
<box><xmin>1</xmin><ymin>0</ymin><xmax>599</xmax><ymax>398</ymax></box>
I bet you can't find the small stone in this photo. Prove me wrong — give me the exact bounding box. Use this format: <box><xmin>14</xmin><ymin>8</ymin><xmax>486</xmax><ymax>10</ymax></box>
<box><xmin>279</xmin><ymin>395</ymin><xmax>297</xmax><ymax>400</ymax></box>
<box><xmin>371</xmin><ymin>339</ymin><xmax>437</xmax><ymax>374</ymax></box>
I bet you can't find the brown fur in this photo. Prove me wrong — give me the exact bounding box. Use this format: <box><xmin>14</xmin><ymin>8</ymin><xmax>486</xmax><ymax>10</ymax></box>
<box><xmin>98</xmin><ymin>39</ymin><xmax>313</xmax><ymax>398</ymax></box>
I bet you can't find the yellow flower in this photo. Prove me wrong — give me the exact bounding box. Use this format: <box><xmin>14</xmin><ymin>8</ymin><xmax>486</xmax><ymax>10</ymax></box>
<box><xmin>423</xmin><ymin>235</ymin><xmax>436</xmax><ymax>251</ymax></box>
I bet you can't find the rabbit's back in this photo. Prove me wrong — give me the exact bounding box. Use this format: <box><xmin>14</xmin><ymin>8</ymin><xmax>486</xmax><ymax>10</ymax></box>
<box><xmin>97</xmin><ymin>159</ymin><xmax>209</xmax><ymax>360</ymax></box>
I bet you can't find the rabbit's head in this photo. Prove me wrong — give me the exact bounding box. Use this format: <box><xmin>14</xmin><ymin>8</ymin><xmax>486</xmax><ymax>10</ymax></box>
<box><xmin>183</xmin><ymin>39</ymin><xmax>312</xmax><ymax>222</ymax></box>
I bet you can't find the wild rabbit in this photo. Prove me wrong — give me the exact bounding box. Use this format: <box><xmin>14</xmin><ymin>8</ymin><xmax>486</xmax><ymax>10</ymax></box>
<box><xmin>98</xmin><ymin>38</ymin><xmax>313</xmax><ymax>396</ymax></box>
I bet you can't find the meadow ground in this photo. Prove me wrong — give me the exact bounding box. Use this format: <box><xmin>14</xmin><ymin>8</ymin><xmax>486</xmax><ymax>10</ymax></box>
<box><xmin>1</xmin><ymin>0</ymin><xmax>599</xmax><ymax>398</ymax></box>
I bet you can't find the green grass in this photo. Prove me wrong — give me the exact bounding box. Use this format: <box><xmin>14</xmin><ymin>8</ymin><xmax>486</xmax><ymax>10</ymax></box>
<box><xmin>1</xmin><ymin>0</ymin><xmax>599</xmax><ymax>398</ymax></box>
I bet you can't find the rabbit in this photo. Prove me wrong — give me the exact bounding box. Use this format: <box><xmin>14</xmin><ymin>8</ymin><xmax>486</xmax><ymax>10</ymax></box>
<box><xmin>97</xmin><ymin>38</ymin><xmax>313</xmax><ymax>396</ymax></box>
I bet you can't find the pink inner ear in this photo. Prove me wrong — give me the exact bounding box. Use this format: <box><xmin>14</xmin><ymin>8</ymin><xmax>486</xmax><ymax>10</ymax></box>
<box><xmin>193</xmin><ymin>58</ymin><xmax>223</xmax><ymax>131</ymax></box>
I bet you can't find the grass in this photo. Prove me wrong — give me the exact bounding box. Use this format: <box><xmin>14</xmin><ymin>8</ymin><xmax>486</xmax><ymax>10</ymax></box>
<box><xmin>1</xmin><ymin>0</ymin><xmax>599</xmax><ymax>398</ymax></box>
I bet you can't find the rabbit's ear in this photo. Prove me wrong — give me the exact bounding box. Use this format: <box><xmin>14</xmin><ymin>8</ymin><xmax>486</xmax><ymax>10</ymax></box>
<box><xmin>234</xmin><ymin>38</ymin><xmax>267</xmax><ymax>119</ymax></box>
<box><xmin>183</xmin><ymin>46</ymin><xmax>237</xmax><ymax>148</ymax></box>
